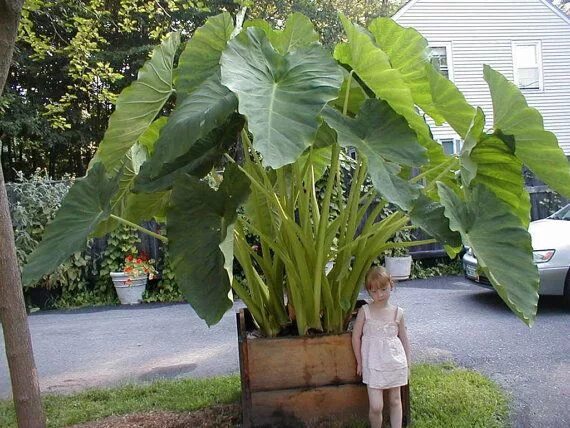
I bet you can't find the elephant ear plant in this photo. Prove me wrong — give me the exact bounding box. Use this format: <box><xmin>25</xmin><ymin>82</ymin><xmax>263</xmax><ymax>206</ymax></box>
<box><xmin>23</xmin><ymin>13</ymin><xmax>570</xmax><ymax>336</ymax></box>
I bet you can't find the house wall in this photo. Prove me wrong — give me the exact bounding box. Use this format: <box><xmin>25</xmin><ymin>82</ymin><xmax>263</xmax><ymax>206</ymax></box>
<box><xmin>393</xmin><ymin>0</ymin><xmax>570</xmax><ymax>154</ymax></box>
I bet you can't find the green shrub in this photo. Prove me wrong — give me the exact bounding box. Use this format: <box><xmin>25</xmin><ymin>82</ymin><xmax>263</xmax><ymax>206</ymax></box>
<box><xmin>7</xmin><ymin>170</ymin><xmax>183</xmax><ymax>308</ymax></box>
<box><xmin>7</xmin><ymin>170</ymin><xmax>91</xmax><ymax>307</ymax></box>
<box><xmin>411</xmin><ymin>258</ymin><xmax>463</xmax><ymax>279</ymax></box>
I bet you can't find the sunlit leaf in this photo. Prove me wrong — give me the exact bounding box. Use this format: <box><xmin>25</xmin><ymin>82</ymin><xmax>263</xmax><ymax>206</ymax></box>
<box><xmin>438</xmin><ymin>182</ymin><xmax>539</xmax><ymax>325</ymax></box>
<box><xmin>246</xmin><ymin>12</ymin><xmax>319</xmax><ymax>54</ymax></box>
<box><xmin>484</xmin><ymin>65</ymin><xmax>570</xmax><ymax>198</ymax></box>
<box><xmin>175</xmin><ymin>12</ymin><xmax>234</xmax><ymax>98</ymax></box>
<box><xmin>426</xmin><ymin>65</ymin><xmax>476</xmax><ymax>139</ymax></box>
<box><xmin>368</xmin><ymin>17</ymin><xmax>445</xmax><ymax>124</ymax></box>
<box><xmin>92</xmin><ymin>33</ymin><xmax>179</xmax><ymax>170</ymax></box>
<box><xmin>335</xmin><ymin>16</ymin><xmax>446</xmax><ymax>166</ymax></box>
<box><xmin>221</xmin><ymin>27</ymin><xmax>343</xmax><ymax>168</ymax></box>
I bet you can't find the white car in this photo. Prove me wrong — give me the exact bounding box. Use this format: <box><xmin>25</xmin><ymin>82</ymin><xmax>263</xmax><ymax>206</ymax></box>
<box><xmin>463</xmin><ymin>204</ymin><xmax>570</xmax><ymax>303</ymax></box>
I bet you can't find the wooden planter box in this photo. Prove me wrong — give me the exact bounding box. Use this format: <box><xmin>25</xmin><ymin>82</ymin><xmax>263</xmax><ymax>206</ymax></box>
<box><xmin>237</xmin><ymin>308</ymin><xmax>410</xmax><ymax>427</ymax></box>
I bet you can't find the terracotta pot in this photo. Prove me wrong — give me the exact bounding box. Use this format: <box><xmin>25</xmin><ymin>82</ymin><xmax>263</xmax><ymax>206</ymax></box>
<box><xmin>236</xmin><ymin>308</ymin><xmax>410</xmax><ymax>427</ymax></box>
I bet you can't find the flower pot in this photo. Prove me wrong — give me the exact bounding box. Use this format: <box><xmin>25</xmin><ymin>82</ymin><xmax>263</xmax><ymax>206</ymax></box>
<box><xmin>110</xmin><ymin>272</ymin><xmax>147</xmax><ymax>305</ymax></box>
<box><xmin>237</xmin><ymin>308</ymin><xmax>410</xmax><ymax>427</ymax></box>
<box><xmin>385</xmin><ymin>255</ymin><xmax>413</xmax><ymax>281</ymax></box>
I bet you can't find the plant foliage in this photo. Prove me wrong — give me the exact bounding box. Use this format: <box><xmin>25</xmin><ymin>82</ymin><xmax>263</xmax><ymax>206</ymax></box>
<box><xmin>23</xmin><ymin>11</ymin><xmax>570</xmax><ymax>334</ymax></box>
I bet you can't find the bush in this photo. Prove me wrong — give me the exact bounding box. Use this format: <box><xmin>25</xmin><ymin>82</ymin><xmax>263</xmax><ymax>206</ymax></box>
<box><xmin>7</xmin><ymin>170</ymin><xmax>92</xmax><ymax>307</ymax></box>
<box><xmin>7</xmin><ymin>170</ymin><xmax>182</xmax><ymax>309</ymax></box>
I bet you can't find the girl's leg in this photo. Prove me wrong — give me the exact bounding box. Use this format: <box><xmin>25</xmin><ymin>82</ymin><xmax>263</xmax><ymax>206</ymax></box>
<box><xmin>367</xmin><ymin>386</ymin><xmax>384</xmax><ymax>428</ymax></box>
<box><xmin>387</xmin><ymin>386</ymin><xmax>403</xmax><ymax>428</ymax></box>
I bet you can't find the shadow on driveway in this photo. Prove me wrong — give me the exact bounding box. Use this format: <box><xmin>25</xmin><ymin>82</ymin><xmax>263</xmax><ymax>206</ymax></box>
<box><xmin>465</xmin><ymin>289</ymin><xmax>570</xmax><ymax>316</ymax></box>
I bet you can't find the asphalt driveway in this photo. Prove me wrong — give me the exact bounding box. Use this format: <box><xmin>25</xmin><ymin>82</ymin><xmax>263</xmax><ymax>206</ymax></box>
<box><xmin>1</xmin><ymin>276</ymin><xmax>568</xmax><ymax>427</ymax></box>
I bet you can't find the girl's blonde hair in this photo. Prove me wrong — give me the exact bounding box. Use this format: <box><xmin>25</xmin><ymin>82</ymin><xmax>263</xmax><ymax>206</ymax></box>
<box><xmin>365</xmin><ymin>266</ymin><xmax>394</xmax><ymax>291</ymax></box>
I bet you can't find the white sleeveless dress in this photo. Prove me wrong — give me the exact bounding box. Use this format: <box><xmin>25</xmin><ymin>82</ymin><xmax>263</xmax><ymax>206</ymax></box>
<box><xmin>361</xmin><ymin>304</ymin><xmax>408</xmax><ymax>389</ymax></box>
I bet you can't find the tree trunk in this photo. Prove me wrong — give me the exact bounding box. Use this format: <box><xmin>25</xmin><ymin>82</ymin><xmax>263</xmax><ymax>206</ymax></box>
<box><xmin>0</xmin><ymin>0</ymin><xmax>46</xmax><ymax>426</ymax></box>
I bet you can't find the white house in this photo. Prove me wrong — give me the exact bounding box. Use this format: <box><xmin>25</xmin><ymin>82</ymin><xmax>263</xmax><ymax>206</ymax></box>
<box><xmin>393</xmin><ymin>0</ymin><xmax>570</xmax><ymax>156</ymax></box>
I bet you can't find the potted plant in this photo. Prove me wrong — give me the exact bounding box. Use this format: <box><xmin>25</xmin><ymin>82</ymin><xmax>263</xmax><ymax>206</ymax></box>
<box><xmin>384</xmin><ymin>227</ymin><xmax>414</xmax><ymax>281</ymax></box>
<box><xmin>22</xmin><ymin>10</ymin><xmax>570</xmax><ymax>426</ymax></box>
<box><xmin>110</xmin><ymin>253</ymin><xmax>156</xmax><ymax>305</ymax></box>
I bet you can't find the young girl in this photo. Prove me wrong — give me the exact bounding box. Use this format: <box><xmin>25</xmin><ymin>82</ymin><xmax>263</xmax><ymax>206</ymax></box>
<box><xmin>352</xmin><ymin>266</ymin><xmax>411</xmax><ymax>428</ymax></box>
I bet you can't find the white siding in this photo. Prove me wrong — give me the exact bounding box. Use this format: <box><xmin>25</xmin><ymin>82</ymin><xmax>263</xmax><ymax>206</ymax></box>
<box><xmin>394</xmin><ymin>0</ymin><xmax>570</xmax><ymax>154</ymax></box>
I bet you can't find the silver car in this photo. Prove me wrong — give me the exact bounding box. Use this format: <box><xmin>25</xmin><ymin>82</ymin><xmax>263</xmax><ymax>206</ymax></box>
<box><xmin>463</xmin><ymin>203</ymin><xmax>570</xmax><ymax>303</ymax></box>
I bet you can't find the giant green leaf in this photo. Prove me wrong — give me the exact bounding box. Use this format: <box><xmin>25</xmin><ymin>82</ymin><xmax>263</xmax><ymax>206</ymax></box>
<box><xmin>135</xmin><ymin>115</ymin><xmax>244</xmax><ymax>192</ymax></box>
<box><xmin>368</xmin><ymin>18</ymin><xmax>445</xmax><ymax>124</ymax></box>
<box><xmin>272</xmin><ymin>13</ymin><xmax>319</xmax><ymax>53</ymax></box>
<box><xmin>138</xmin><ymin>73</ymin><xmax>237</xmax><ymax>183</ymax></box>
<box><xmin>459</xmin><ymin>107</ymin><xmax>529</xmax><ymax>228</ymax></box>
<box><xmin>460</xmin><ymin>108</ymin><xmax>485</xmax><ymax>187</ymax></box>
<box><xmin>484</xmin><ymin>65</ymin><xmax>570</xmax><ymax>197</ymax></box>
<box><xmin>23</xmin><ymin>163</ymin><xmax>119</xmax><ymax>285</ymax></box>
<box><xmin>138</xmin><ymin>117</ymin><xmax>168</xmax><ymax>156</ymax></box>
<box><xmin>93</xmin><ymin>143</ymin><xmax>148</xmax><ymax>237</ymax></box>
<box><xmin>331</xmin><ymin>68</ymin><xmax>368</xmax><ymax>115</ymax></box>
<box><xmin>408</xmin><ymin>195</ymin><xmax>462</xmax><ymax>250</ymax></box>
<box><xmin>220</xmin><ymin>27</ymin><xmax>343</xmax><ymax>169</ymax></box>
<box><xmin>438</xmin><ymin>182</ymin><xmax>539</xmax><ymax>325</ymax></box>
<box><xmin>168</xmin><ymin>164</ymin><xmax>251</xmax><ymax>326</ymax></box>
<box><xmin>335</xmin><ymin>17</ymin><xmax>446</xmax><ymax>166</ymax></box>
<box><xmin>470</xmin><ymin>136</ymin><xmax>529</xmax><ymax>228</ymax></box>
<box><xmin>246</xmin><ymin>12</ymin><xmax>319</xmax><ymax>54</ymax></box>
<box><xmin>175</xmin><ymin>12</ymin><xmax>234</xmax><ymax>98</ymax></box>
<box><xmin>92</xmin><ymin>32</ymin><xmax>180</xmax><ymax>171</ymax></box>
<box><xmin>322</xmin><ymin>100</ymin><xmax>424</xmax><ymax>210</ymax></box>
<box><xmin>124</xmin><ymin>191</ymin><xmax>171</xmax><ymax>224</ymax></box>
<box><xmin>297</xmin><ymin>145</ymin><xmax>333</xmax><ymax>182</ymax></box>
<box><xmin>426</xmin><ymin>64</ymin><xmax>476</xmax><ymax>139</ymax></box>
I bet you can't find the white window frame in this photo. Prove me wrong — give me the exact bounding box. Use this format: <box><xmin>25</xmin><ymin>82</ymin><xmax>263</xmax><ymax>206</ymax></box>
<box><xmin>512</xmin><ymin>41</ymin><xmax>543</xmax><ymax>92</ymax></box>
<box><xmin>439</xmin><ymin>138</ymin><xmax>462</xmax><ymax>155</ymax></box>
<box><xmin>429</xmin><ymin>42</ymin><xmax>454</xmax><ymax>81</ymax></box>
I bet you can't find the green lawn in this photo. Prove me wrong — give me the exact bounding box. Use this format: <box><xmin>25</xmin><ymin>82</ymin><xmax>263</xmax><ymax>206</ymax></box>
<box><xmin>0</xmin><ymin>364</ymin><xmax>509</xmax><ymax>427</ymax></box>
<box><xmin>411</xmin><ymin>363</ymin><xmax>509</xmax><ymax>427</ymax></box>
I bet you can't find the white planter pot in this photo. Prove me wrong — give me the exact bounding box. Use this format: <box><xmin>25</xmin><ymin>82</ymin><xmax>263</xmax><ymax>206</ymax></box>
<box><xmin>385</xmin><ymin>256</ymin><xmax>413</xmax><ymax>281</ymax></box>
<box><xmin>110</xmin><ymin>272</ymin><xmax>147</xmax><ymax>305</ymax></box>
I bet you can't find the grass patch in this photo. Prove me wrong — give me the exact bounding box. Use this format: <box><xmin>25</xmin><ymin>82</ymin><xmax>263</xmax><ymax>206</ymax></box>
<box><xmin>0</xmin><ymin>376</ymin><xmax>240</xmax><ymax>428</ymax></box>
<box><xmin>411</xmin><ymin>363</ymin><xmax>509</xmax><ymax>427</ymax></box>
<box><xmin>0</xmin><ymin>364</ymin><xmax>508</xmax><ymax>427</ymax></box>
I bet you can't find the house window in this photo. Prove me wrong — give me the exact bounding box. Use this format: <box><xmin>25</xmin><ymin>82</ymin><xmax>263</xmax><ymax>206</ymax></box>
<box><xmin>512</xmin><ymin>42</ymin><xmax>543</xmax><ymax>91</ymax></box>
<box><xmin>440</xmin><ymin>138</ymin><xmax>462</xmax><ymax>154</ymax></box>
<box><xmin>429</xmin><ymin>43</ymin><xmax>453</xmax><ymax>80</ymax></box>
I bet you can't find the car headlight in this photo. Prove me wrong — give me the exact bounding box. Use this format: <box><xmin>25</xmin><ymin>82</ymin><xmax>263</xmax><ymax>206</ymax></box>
<box><xmin>533</xmin><ymin>250</ymin><xmax>555</xmax><ymax>264</ymax></box>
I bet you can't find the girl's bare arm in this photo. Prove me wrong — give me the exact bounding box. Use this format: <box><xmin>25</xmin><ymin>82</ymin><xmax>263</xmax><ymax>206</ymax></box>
<box><xmin>398</xmin><ymin>313</ymin><xmax>411</xmax><ymax>368</ymax></box>
<box><xmin>351</xmin><ymin>307</ymin><xmax>365</xmax><ymax>376</ymax></box>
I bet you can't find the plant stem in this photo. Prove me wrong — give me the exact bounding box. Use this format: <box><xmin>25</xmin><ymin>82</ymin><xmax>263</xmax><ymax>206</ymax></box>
<box><xmin>409</xmin><ymin>156</ymin><xmax>457</xmax><ymax>183</ymax></box>
<box><xmin>343</xmin><ymin>70</ymin><xmax>355</xmax><ymax>116</ymax></box>
<box><xmin>109</xmin><ymin>215</ymin><xmax>168</xmax><ymax>243</ymax></box>
<box><xmin>424</xmin><ymin>156</ymin><xmax>461</xmax><ymax>194</ymax></box>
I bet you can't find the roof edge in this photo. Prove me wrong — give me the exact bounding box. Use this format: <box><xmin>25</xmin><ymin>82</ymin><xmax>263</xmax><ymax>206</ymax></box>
<box><xmin>392</xmin><ymin>0</ymin><xmax>420</xmax><ymax>20</ymax></box>
<box><xmin>393</xmin><ymin>0</ymin><xmax>570</xmax><ymax>25</ymax></box>
<box><xmin>542</xmin><ymin>0</ymin><xmax>570</xmax><ymax>24</ymax></box>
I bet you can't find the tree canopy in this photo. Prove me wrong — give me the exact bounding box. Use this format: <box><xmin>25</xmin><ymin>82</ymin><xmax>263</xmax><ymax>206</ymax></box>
<box><xmin>0</xmin><ymin>0</ymin><xmax>405</xmax><ymax>181</ymax></box>
<box><xmin>0</xmin><ymin>0</ymin><xmax>240</xmax><ymax>180</ymax></box>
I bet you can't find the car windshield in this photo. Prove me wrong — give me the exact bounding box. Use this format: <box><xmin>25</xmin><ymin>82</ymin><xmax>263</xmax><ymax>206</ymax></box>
<box><xmin>549</xmin><ymin>204</ymin><xmax>570</xmax><ymax>220</ymax></box>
